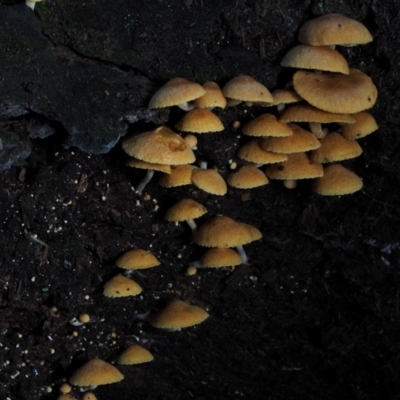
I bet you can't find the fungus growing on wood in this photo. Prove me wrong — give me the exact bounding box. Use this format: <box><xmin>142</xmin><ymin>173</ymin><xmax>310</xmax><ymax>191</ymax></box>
<box><xmin>69</xmin><ymin>359</ymin><xmax>123</xmax><ymax>389</ymax></box>
<box><xmin>147</xmin><ymin>300</ymin><xmax>209</xmax><ymax>330</ymax></box>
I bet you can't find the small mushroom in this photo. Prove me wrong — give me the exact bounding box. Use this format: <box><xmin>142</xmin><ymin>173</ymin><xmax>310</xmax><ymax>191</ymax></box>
<box><xmin>103</xmin><ymin>274</ymin><xmax>143</xmax><ymax>298</ymax></box>
<box><xmin>117</xmin><ymin>344</ymin><xmax>154</xmax><ymax>365</ymax></box>
<box><xmin>116</xmin><ymin>249</ymin><xmax>160</xmax><ymax>271</ymax></box>
<box><xmin>26</xmin><ymin>0</ymin><xmax>42</xmax><ymax>10</ymax></box>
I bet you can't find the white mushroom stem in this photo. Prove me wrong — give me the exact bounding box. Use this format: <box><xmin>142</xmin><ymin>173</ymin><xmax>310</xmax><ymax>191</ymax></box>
<box><xmin>283</xmin><ymin>180</ymin><xmax>297</xmax><ymax>189</ymax></box>
<box><xmin>276</xmin><ymin>104</ymin><xmax>286</xmax><ymax>114</ymax></box>
<box><xmin>186</xmin><ymin>219</ymin><xmax>198</xmax><ymax>233</ymax></box>
<box><xmin>309</xmin><ymin>122</ymin><xmax>327</xmax><ymax>139</ymax></box>
<box><xmin>25</xmin><ymin>0</ymin><xmax>37</xmax><ymax>10</ymax></box>
<box><xmin>69</xmin><ymin>317</ymin><xmax>84</xmax><ymax>327</ymax></box>
<box><xmin>199</xmin><ymin>160</ymin><xmax>208</xmax><ymax>169</ymax></box>
<box><xmin>136</xmin><ymin>170</ymin><xmax>154</xmax><ymax>194</ymax></box>
<box><xmin>236</xmin><ymin>245</ymin><xmax>248</xmax><ymax>264</ymax></box>
<box><xmin>178</xmin><ymin>102</ymin><xmax>195</xmax><ymax>111</ymax></box>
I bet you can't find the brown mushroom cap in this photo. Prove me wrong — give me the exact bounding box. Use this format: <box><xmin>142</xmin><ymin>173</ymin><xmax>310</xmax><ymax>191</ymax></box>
<box><xmin>341</xmin><ymin>112</ymin><xmax>378</xmax><ymax>140</ymax></box>
<box><xmin>148</xmin><ymin>78</ymin><xmax>206</xmax><ymax>109</ymax></box>
<box><xmin>265</xmin><ymin>152</ymin><xmax>323</xmax><ymax>180</ymax></box>
<box><xmin>191</xmin><ymin>169</ymin><xmax>227</xmax><ymax>196</ymax></box>
<box><xmin>175</xmin><ymin>109</ymin><xmax>224</xmax><ymax>133</ymax></box>
<box><xmin>117</xmin><ymin>344</ymin><xmax>154</xmax><ymax>365</ymax></box>
<box><xmin>242</xmin><ymin>114</ymin><xmax>293</xmax><ymax>137</ymax></box>
<box><xmin>293</xmin><ymin>69</ymin><xmax>378</xmax><ymax>114</ymax></box>
<box><xmin>199</xmin><ymin>248</ymin><xmax>243</xmax><ymax>268</ymax></box>
<box><xmin>194</xmin><ymin>215</ymin><xmax>262</xmax><ymax>248</ymax></box>
<box><xmin>222</xmin><ymin>75</ymin><xmax>273</xmax><ymax>103</ymax></box>
<box><xmin>271</xmin><ymin>89</ymin><xmax>303</xmax><ymax>107</ymax></box>
<box><xmin>237</xmin><ymin>139</ymin><xmax>289</xmax><ymax>164</ymax></box>
<box><xmin>116</xmin><ymin>249</ymin><xmax>160</xmax><ymax>270</ymax></box>
<box><xmin>103</xmin><ymin>274</ymin><xmax>143</xmax><ymax>298</ymax></box>
<box><xmin>298</xmin><ymin>13</ymin><xmax>373</xmax><ymax>47</ymax></box>
<box><xmin>148</xmin><ymin>300</ymin><xmax>209</xmax><ymax>330</ymax></box>
<box><xmin>281</xmin><ymin>44</ymin><xmax>350</xmax><ymax>74</ymax></box>
<box><xmin>69</xmin><ymin>359</ymin><xmax>124</xmax><ymax>387</ymax></box>
<box><xmin>159</xmin><ymin>164</ymin><xmax>196</xmax><ymax>188</ymax></box>
<box><xmin>280</xmin><ymin>103</ymin><xmax>356</xmax><ymax>125</ymax></box>
<box><xmin>260</xmin><ymin>123</ymin><xmax>321</xmax><ymax>154</ymax></box>
<box><xmin>126</xmin><ymin>157</ymin><xmax>171</xmax><ymax>174</ymax></box>
<box><xmin>164</xmin><ymin>198</ymin><xmax>207</xmax><ymax>222</ymax></box>
<box><xmin>309</xmin><ymin>132</ymin><xmax>363</xmax><ymax>163</ymax></box>
<box><xmin>312</xmin><ymin>164</ymin><xmax>363</xmax><ymax>195</ymax></box>
<box><xmin>194</xmin><ymin>82</ymin><xmax>227</xmax><ymax>109</ymax></box>
<box><xmin>122</xmin><ymin>126</ymin><xmax>196</xmax><ymax>165</ymax></box>
<box><xmin>227</xmin><ymin>165</ymin><xmax>269</xmax><ymax>189</ymax></box>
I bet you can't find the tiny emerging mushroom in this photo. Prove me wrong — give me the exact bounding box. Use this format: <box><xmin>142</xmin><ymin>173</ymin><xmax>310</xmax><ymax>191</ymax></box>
<box><xmin>26</xmin><ymin>0</ymin><xmax>42</xmax><ymax>10</ymax></box>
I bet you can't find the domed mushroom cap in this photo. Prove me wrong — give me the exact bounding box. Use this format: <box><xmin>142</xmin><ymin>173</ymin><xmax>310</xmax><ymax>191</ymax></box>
<box><xmin>117</xmin><ymin>344</ymin><xmax>154</xmax><ymax>365</ymax></box>
<box><xmin>194</xmin><ymin>82</ymin><xmax>227</xmax><ymax>109</ymax></box>
<box><xmin>126</xmin><ymin>157</ymin><xmax>171</xmax><ymax>174</ymax></box>
<box><xmin>237</xmin><ymin>139</ymin><xmax>288</xmax><ymax>164</ymax></box>
<box><xmin>341</xmin><ymin>112</ymin><xmax>378</xmax><ymax>140</ymax></box>
<box><xmin>103</xmin><ymin>274</ymin><xmax>143</xmax><ymax>298</ymax></box>
<box><xmin>148</xmin><ymin>300</ymin><xmax>209</xmax><ymax>330</ymax></box>
<box><xmin>309</xmin><ymin>132</ymin><xmax>363</xmax><ymax>163</ymax></box>
<box><xmin>194</xmin><ymin>215</ymin><xmax>262</xmax><ymax>248</ymax></box>
<box><xmin>175</xmin><ymin>109</ymin><xmax>224</xmax><ymax>133</ymax></box>
<box><xmin>69</xmin><ymin>359</ymin><xmax>124</xmax><ymax>387</ymax></box>
<box><xmin>222</xmin><ymin>75</ymin><xmax>273</xmax><ymax>103</ymax></box>
<box><xmin>312</xmin><ymin>164</ymin><xmax>363</xmax><ymax>195</ymax></box>
<box><xmin>293</xmin><ymin>69</ymin><xmax>378</xmax><ymax>114</ymax></box>
<box><xmin>242</xmin><ymin>114</ymin><xmax>293</xmax><ymax>137</ymax></box>
<box><xmin>265</xmin><ymin>152</ymin><xmax>323</xmax><ymax>180</ymax></box>
<box><xmin>191</xmin><ymin>169</ymin><xmax>227</xmax><ymax>196</ymax></box>
<box><xmin>159</xmin><ymin>164</ymin><xmax>196</xmax><ymax>188</ymax></box>
<box><xmin>148</xmin><ymin>78</ymin><xmax>206</xmax><ymax>109</ymax></box>
<box><xmin>298</xmin><ymin>13</ymin><xmax>373</xmax><ymax>47</ymax></box>
<box><xmin>116</xmin><ymin>249</ymin><xmax>160</xmax><ymax>270</ymax></box>
<box><xmin>281</xmin><ymin>44</ymin><xmax>350</xmax><ymax>74</ymax></box>
<box><xmin>164</xmin><ymin>198</ymin><xmax>207</xmax><ymax>222</ymax></box>
<box><xmin>271</xmin><ymin>89</ymin><xmax>303</xmax><ymax>107</ymax></box>
<box><xmin>122</xmin><ymin>126</ymin><xmax>196</xmax><ymax>165</ymax></box>
<box><xmin>260</xmin><ymin>123</ymin><xmax>321</xmax><ymax>154</ymax></box>
<box><xmin>227</xmin><ymin>165</ymin><xmax>269</xmax><ymax>189</ymax></box>
<box><xmin>199</xmin><ymin>248</ymin><xmax>243</xmax><ymax>268</ymax></box>
<box><xmin>280</xmin><ymin>103</ymin><xmax>356</xmax><ymax>125</ymax></box>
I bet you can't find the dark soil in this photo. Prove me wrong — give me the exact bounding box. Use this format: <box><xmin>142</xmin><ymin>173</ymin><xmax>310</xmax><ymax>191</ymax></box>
<box><xmin>1</xmin><ymin>1</ymin><xmax>400</xmax><ymax>400</ymax></box>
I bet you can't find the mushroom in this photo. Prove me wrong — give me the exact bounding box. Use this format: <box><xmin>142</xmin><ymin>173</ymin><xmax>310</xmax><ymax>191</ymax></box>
<box><xmin>222</xmin><ymin>75</ymin><xmax>273</xmax><ymax>106</ymax></box>
<box><xmin>293</xmin><ymin>69</ymin><xmax>378</xmax><ymax>114</ymax></box>
<box><xmin>279</xmin><ymin>103</ymin><xmax>355</xmax><ymax>139</ymax></box>
<box><xmin>164</xmin><ymin>198</ymin><xmax>207</xmax><ymax>233</ymax></box>
<box><xmin>175</xmin><ymin>108</ymin><xmax>224</xmax><ymax>133</ymax></box>
<box><xmin>147</xmin><ymin>300</ymin><xmax>209</xmax><ymax>331</ymax></box>
<box><xmin>69</xmin><ymin>359</ymin><xmax>124</xmax><ymax>389</ymax></box>
<box><xmin>116</xmin><ymin>249</ymin><xmax>160</xmax><ymax>271</ymax></box>
<box><xmin>117</xmin><ymin>344</ymin><xmax>154</xmax><ymax>365</ymax></box>
<box><xmin>103</xmin><ymin>274</ymin><xmax>143</xmax><ymax>298</ymax></box>
<box><xmin>242</xmin><ymin>113</ymin><xmax>293</xmax><ymax>138</ymax></box>
<box><xmin>312</xmin><ymin>164</ymin><xmax>363</xmax><ymax>195</ymax></box>
<box><xmin>270</xmin><ymin>89</ymin><xmax>303</xmax><ymax>114</ymax></box>
<box><xmin>159</xmin><ymin>164</ymin><xmax>196</xmax><ymax>188</ymax></box>
<box><xmin>148</xmin><ymin>78</ymin><xmax>206</xmax><ymax>111</ymax></box>
<box><xmin>226</xmin><ymin>165</ymin><xmax>269</xmax><ymax>189</ymax></box>
<box><xmin>194</xmin><ymin>81</ymin><xmax>227</xmax><ymax>109</ymax></box>
<box><xmin>194</xmin><ymin>215</ymin><xmax>262</xmax><ymax>264</ymax></box>
<box><xmin>341</xmin><ymin>112</ymin><xmax>378</xmax><ymax>140</ymax></box>
<box><xmin>190</xmin><ymin>248</ymin><xmax>243</xmax><ymax>269</ymax></box>
<box><xmin>298</xmin><ymin>13</ymin><xmax>373</xmax><ymax>47</ymax></box>
<box><xmin>191</xmin><ymin>168</ymin><xmax>227</xmax><ymax>196</ymax></box>
<box><xmin>281</xmin><ymin>44</ymin><xmax>350</xmax><ymax>74</ymax></box>
<box><xmin>309</xmin><ymin>132</ymin><xmax>363</xmax><ymax>163</ymax></box>
<box><xmin>237</xmin><ymin>139</ymin><xmax>288</xmax><ymax>166</ymax></box>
